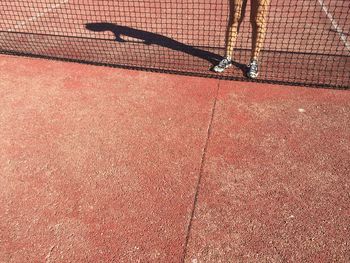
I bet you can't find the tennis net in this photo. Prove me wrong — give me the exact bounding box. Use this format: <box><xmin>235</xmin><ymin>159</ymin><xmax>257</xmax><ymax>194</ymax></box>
<box><xmin>0</xmin><ymin>0</ymin><xmax>349</xmax><ymax>88</ymax></box>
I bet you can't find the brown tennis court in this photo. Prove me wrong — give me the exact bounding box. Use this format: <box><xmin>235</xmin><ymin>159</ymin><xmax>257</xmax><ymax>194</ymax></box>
<box><xmin>0</xmin><ymin>0</ymin><xmax>350</xmax><ymax>262</ymax></box>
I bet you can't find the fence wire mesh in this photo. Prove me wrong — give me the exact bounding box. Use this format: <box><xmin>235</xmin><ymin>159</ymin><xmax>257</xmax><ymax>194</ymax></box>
<box><xmin>1</xmin><ymin>0</ymin><xmax>349</xmax><ymax>88</ymax></box>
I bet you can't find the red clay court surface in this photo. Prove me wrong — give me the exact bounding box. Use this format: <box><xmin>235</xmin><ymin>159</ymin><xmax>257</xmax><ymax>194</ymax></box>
<box><xmin>0</xmin><ymin>54</ymin><xmax>349</xmax><ymax>262</ymax></box>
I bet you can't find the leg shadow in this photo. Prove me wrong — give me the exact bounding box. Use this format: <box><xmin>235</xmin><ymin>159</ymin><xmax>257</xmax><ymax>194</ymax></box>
<box><xmin>86</xmin><ymin>22</ymin><xmax>246</xmax><ymax>72</ymax></box>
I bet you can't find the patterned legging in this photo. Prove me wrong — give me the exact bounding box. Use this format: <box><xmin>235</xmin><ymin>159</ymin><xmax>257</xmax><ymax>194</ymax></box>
<box><xmin>225</xmin><ymin>0</ymin><xmax>270</xmax><ymax>61</ymax></box>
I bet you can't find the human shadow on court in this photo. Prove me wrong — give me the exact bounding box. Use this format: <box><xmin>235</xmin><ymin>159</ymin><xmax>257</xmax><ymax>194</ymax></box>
<box><xmin>85</xmin><ymin>23</ymin><xmax>246</xmax><ymax>72</ymax></box>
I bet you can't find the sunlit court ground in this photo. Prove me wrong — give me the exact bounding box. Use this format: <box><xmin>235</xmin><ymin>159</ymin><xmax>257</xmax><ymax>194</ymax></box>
<box><xmin>1</xmin><ymin>0</ymin><xmax>350</xmax><ymax>262</ymax></box>
<box><xmin>0</xmin><ymin>54</ymin><xmax>349</xmax><ymax>262</ymax></box>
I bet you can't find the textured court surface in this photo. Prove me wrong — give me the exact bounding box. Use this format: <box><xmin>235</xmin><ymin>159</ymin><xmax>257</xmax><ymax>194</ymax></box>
<box><xmin>0</xmin><ymin>54</ymin><xmax>349</xmax><ymax>262</ymax></box>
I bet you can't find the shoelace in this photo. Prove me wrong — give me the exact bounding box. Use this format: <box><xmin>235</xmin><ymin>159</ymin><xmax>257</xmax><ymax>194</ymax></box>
<box><xmin>219</xmin><ymin>59</ymin><xmax>231</xmax><ymax>67</ymax></box>
<box><xmin>249</xmin><ymin>61</ymin><xmax>258</xmax><ymax>71</ymax></box>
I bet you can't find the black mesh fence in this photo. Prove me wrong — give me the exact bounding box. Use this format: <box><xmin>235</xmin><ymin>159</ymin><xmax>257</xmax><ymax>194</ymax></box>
<box><xmin>0</xmin><ymin>0</ymin><xmax>349</xmax><ymax>88</ymax></box>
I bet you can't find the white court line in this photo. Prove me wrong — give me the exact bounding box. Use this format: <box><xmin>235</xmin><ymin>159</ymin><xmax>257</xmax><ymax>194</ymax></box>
<box><xmin>9</xmin><ymin>0</ymin><xmax>69</xmax><ymax>31</ymax></box>
<box><xmin>317</xmin><ymin>0</ymin><xmax>350</xmax><ymax>53</ymax></box>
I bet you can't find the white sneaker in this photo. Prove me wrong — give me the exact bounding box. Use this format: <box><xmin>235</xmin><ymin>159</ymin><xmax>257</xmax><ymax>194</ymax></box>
<box><xmin>247</xmin><ymin>59</ymin><xmax>259</xmax><ymax>79</ymax></box>
<box><xmin>213</xmin><ymin>58</ymin><xmax>233</xmax><ymax>73</ymax></box>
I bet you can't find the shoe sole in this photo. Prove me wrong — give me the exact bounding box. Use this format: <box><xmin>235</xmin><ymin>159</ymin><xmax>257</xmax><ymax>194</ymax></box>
<box><xmin>247</xmin><ymin>72</ymin><xmax>259</xmax><ymax>79</ymax></box>
<box><xmin>213</xmin><ymin>64</ymin><xmax>232</xmax><ymax>73</ymax></box>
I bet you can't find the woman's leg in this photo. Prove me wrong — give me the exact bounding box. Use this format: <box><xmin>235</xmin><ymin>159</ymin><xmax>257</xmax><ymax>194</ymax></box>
<box><xmin>225</xmin><ymin>0</ymin><xmax>247</xmax><ymax>59</ymax></box>
<box><xmin>250</xmin><ymin>0</ymin><xmax>270</xmax><ymax>62</ymax></box>
<box><xmin>247</xmin><ymin>0</ymin><xmax>270</xmax><ymax>78</ymax></box>
<box><xmin>213</xmin><ymin>0</ymin><xmax>247</xmax><ymax>73</ymax></box>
